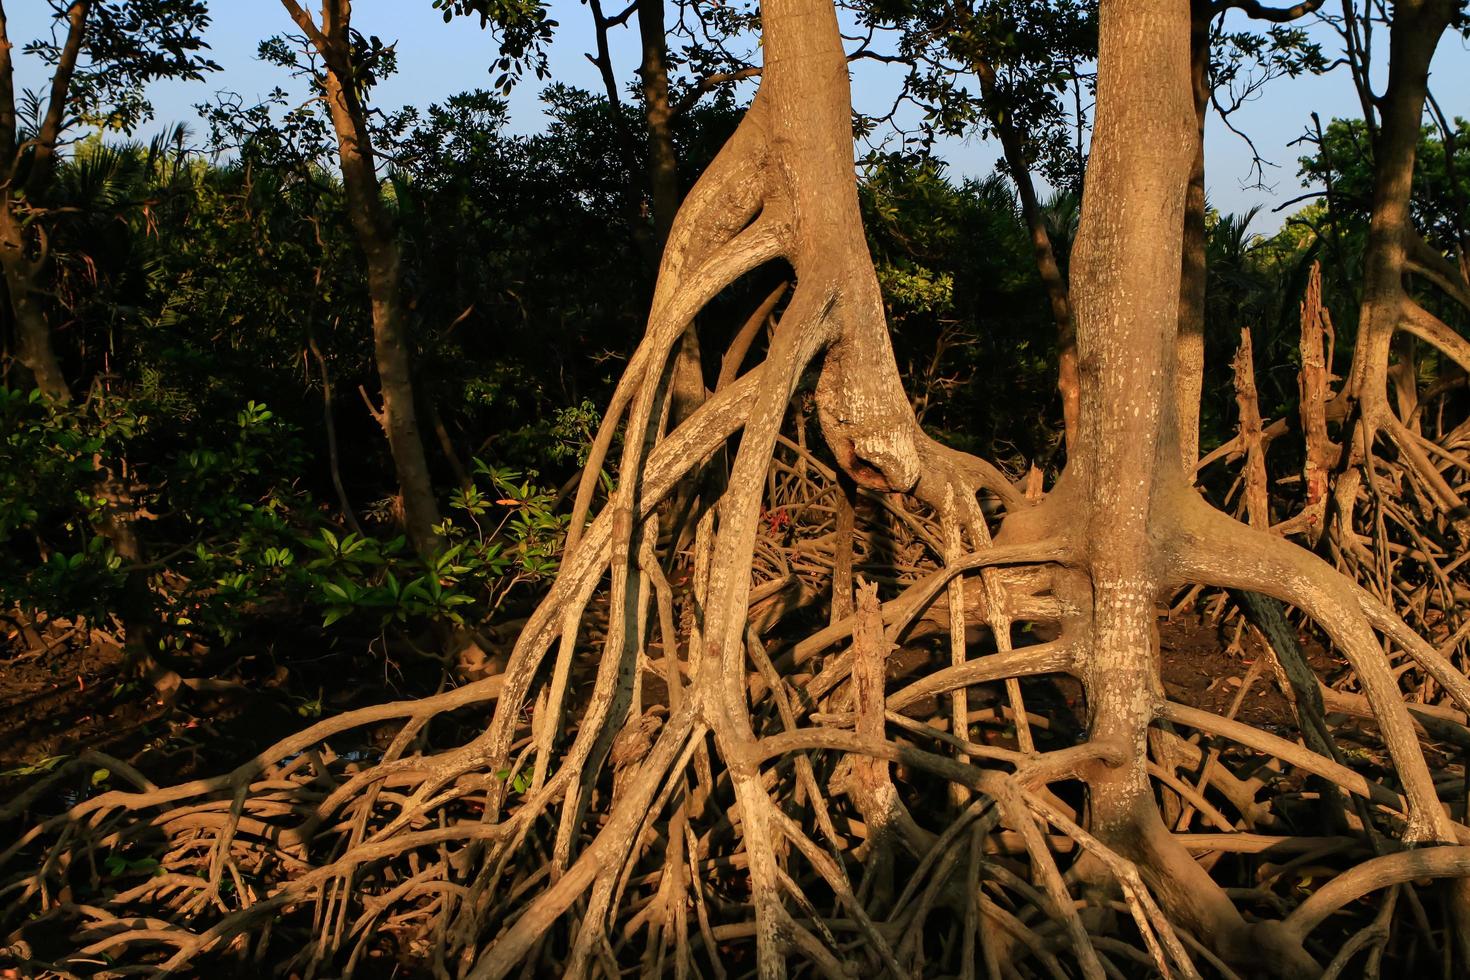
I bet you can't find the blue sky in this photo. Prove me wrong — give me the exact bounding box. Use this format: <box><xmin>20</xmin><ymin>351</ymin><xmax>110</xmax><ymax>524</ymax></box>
<box><xmin>7</xmin><ymin>1</ymin><xmax>1468</xmax><ymax>232</ymax></box>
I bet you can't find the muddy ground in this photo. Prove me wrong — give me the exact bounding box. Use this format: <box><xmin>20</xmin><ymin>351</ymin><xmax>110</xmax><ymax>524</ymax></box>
<box><xmin>1</xmin><ymin>606</ymin><xmax>1329</xmax><ymax>786</ymax></box>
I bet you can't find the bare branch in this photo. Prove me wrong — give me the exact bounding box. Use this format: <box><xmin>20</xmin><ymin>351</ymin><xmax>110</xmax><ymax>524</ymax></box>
<box><xmin>1213</xmin><ymin>0</ymin><xmax>1328</xmax><ymax>22</ymax></box>
<box><xmin>278</xmin><ymin>0</ymin><xmax>329</xmax><ymax>53</ymax></box>
<box><xmin>672</xmin><ymin>66</ymin><xmax>761</xmax><ymax>117</ymax></box>
<box><xmin>30</xmin><ymin>0</ymin><xmax>90</xmax><ymax>189</ymax></box>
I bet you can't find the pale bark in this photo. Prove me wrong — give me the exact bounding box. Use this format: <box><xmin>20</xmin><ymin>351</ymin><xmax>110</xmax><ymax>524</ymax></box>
<box><xmin>1297</xmin><ymin>262</ymin><xmax>1334</xmax><ymax>543</ymax></box>
<box><xmin>472</xmin><ymin>0</ymin><xmax>932</xmax><ymax>966</ymax></box>
<box><xmin>1010</xmin><ymin>4</ymin><xmax>1318</xmax><ymax>972</ymax></box>
<box><xmin>1057</xmin><ymin>0</ymin><xmax>1257</xmax><ymax>963</ymax></box>
<box><xmin>1232</xmin><ymin>327</ymin><xmax>1271</xmax><ymax>529</ymax></box>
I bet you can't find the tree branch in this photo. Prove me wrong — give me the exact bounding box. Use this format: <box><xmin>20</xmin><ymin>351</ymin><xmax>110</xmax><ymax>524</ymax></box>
<box><xmin>0</xmin><ymin>0</ymin><xmax>17</xmax><ymax>165</ymax></box>
<box><xmin>279</xmin><ymin>0</ymin><xmax>329</xmax><ymax>55</ymax></box>
<box><xmin>1212</xmin><ymin>0</ymin><xmax>1327</xmax><ymax>22</ymax></box>
<box><xmin>672</xmin><ymin>67</ymin><xmax>762</xmax><ymax>118</ymax></box>
<box><xmin>1399</xmin><ymin>299</ymin><xmax>1470</xmax><ymax>375</ymax></box>
<box><xmin>1406</xmin><ymin>233</ymin><xmax>1470</xmax><ymax>311</ymax></box>
<box><xmin>1284</xmin><ymin>847</ymin><xmax>1470</xmax><ymax>940</ymax></box>
<box><xmin>31</xmin><ymin>0</ymin><xmax>91</xmax><ymax>191</ymax></box>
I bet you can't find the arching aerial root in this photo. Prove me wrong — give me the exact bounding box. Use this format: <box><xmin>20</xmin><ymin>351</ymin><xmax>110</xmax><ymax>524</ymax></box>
<box><xmin>8</xmin><ymin>389</ymin><xmax>1470</xmax><ymax>978</ymax></box>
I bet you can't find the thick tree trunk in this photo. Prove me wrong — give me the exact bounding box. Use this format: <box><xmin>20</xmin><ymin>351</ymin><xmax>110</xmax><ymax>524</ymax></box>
<box><xmin>1066</xmin><ymin>0</ymin><xmax>1195</xmax><ymax>781</ymax></box>
<box><xmin>0</xmin><ymin>0</ymin><xmax>91</xmax><ymax>403</ymax></box>
<box><xmin>0</xmin><ymin>207</ymin><xmax>68</xmax><ymax>402</ymax></box>
<box><xmin>1064</xmin><ymin>0</ymin><xmax>1214</xmax><ymax>944</ymax></box>
<box><xmin>1324</xmin><ymin>0</ymin><xmax>1470</xmax><ymax>565</ymax></box>
<box><xmin>297</xmin><ymin>2</ymin><xmax>441</xmax><ymax>556</ymax></box>
<box><xmin>1337</xmin><ymin>0</ymin><xmax>1470</xmax><ymax>958</ymax></box>
<box><xmin>1013</xmin><ymin>3</ymin><xmax>1316</xmax><ymax>972</ymax></box>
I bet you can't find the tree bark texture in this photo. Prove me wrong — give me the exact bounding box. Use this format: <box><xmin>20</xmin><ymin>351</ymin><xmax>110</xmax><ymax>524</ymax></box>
<box><xmin>0</xmin><ymin>0</ymin><xmax>91</xmax><ymax>402</ymax></box>
<box><xmin>284</xmin><ymin>0</ymin><xmax>442</xmax><ymax>556</ymax></box>
<box><xmin>1051</xmin><ymin>0</ymin><xmax>1243</xmax><ymax>957</ymax></box>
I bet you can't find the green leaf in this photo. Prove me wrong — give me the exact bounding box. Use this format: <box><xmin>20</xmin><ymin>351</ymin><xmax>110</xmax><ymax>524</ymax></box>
<box><xmin>0</xmin><ymin>754</ymin><xmax>68</xmax><ymax>777</ymax></box>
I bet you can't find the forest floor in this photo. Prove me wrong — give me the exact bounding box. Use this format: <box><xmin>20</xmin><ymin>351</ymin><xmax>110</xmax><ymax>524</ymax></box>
<box><xmin>0</xmin><ymin>618</ymin><xmax>454</xmax><ymax>787</ymax></box>
<box><xmin>0</xmin><ymin>605</ymin><xmax>1402</xmax><ymax>975</ymax></box>
<box><xmin>1158</xmin><ymin>614</ymin><xmax>1326</xmax><ymax>732</ymax></box>
<box><xmin>1</xmin><ymin>609</ymin><xmax>1316</xmax><ymax>785</ymax></box>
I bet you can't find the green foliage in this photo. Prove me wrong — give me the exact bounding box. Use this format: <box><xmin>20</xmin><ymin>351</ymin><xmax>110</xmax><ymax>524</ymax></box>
<box><xmin>860</xmin><ymin>153</ymin><xmax>1062</xmax><ymax>463</ymax></box>
<box><xmin>432</xmin><ymin>0</ymin><xmax>558</xmax><ymax>93</ymax></box>
<box><xmin>863</xmin><ymin>0</ymin><xmax>1096</xmax><ymax>190</ymax></box>
<box><xmin>102</xmin><ymin>851</ymin><xmax>163</xmax><ymax>879</ymax></box>
<box><xmin>0</xmin><ymin>388</ymin><xmax>131</xmax><ymax>620</ymax></box>
<box><xmin>306</xmin><ymin>461</ymin><xmax>565</xmax><ymax>631</ymax></box>
<box><xmin>548</xmin><ymin>401</ymin><xmax>604</xmax><ymax>467</ymax></box>
<box><xmin>496</xmin><ymin>765</ymin><xmax>533</xmax><ymax>796</ymax></box>
<box><xmin>1</xmin><ymin>376</ymin><xmax>569</xmax><ymax>652</ymax></box>
<box><xmin>3</xmin><ymin>78</ymin><xmax>687</xmax><ymax>658</ymax></box>
<box><xmin>25</xmin><ymin>0</ymin><xmax>220</xmax><ymax>135</ymax></box>
<box><xmin>1299</xmin><ymin>117</ymin><xmax>1470</xmax><ymax>259</ymax></box>
<box><xmin>0</xmin><ymin>381</ymin><xmax>308</xmax><ymax>633</ymax></box>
